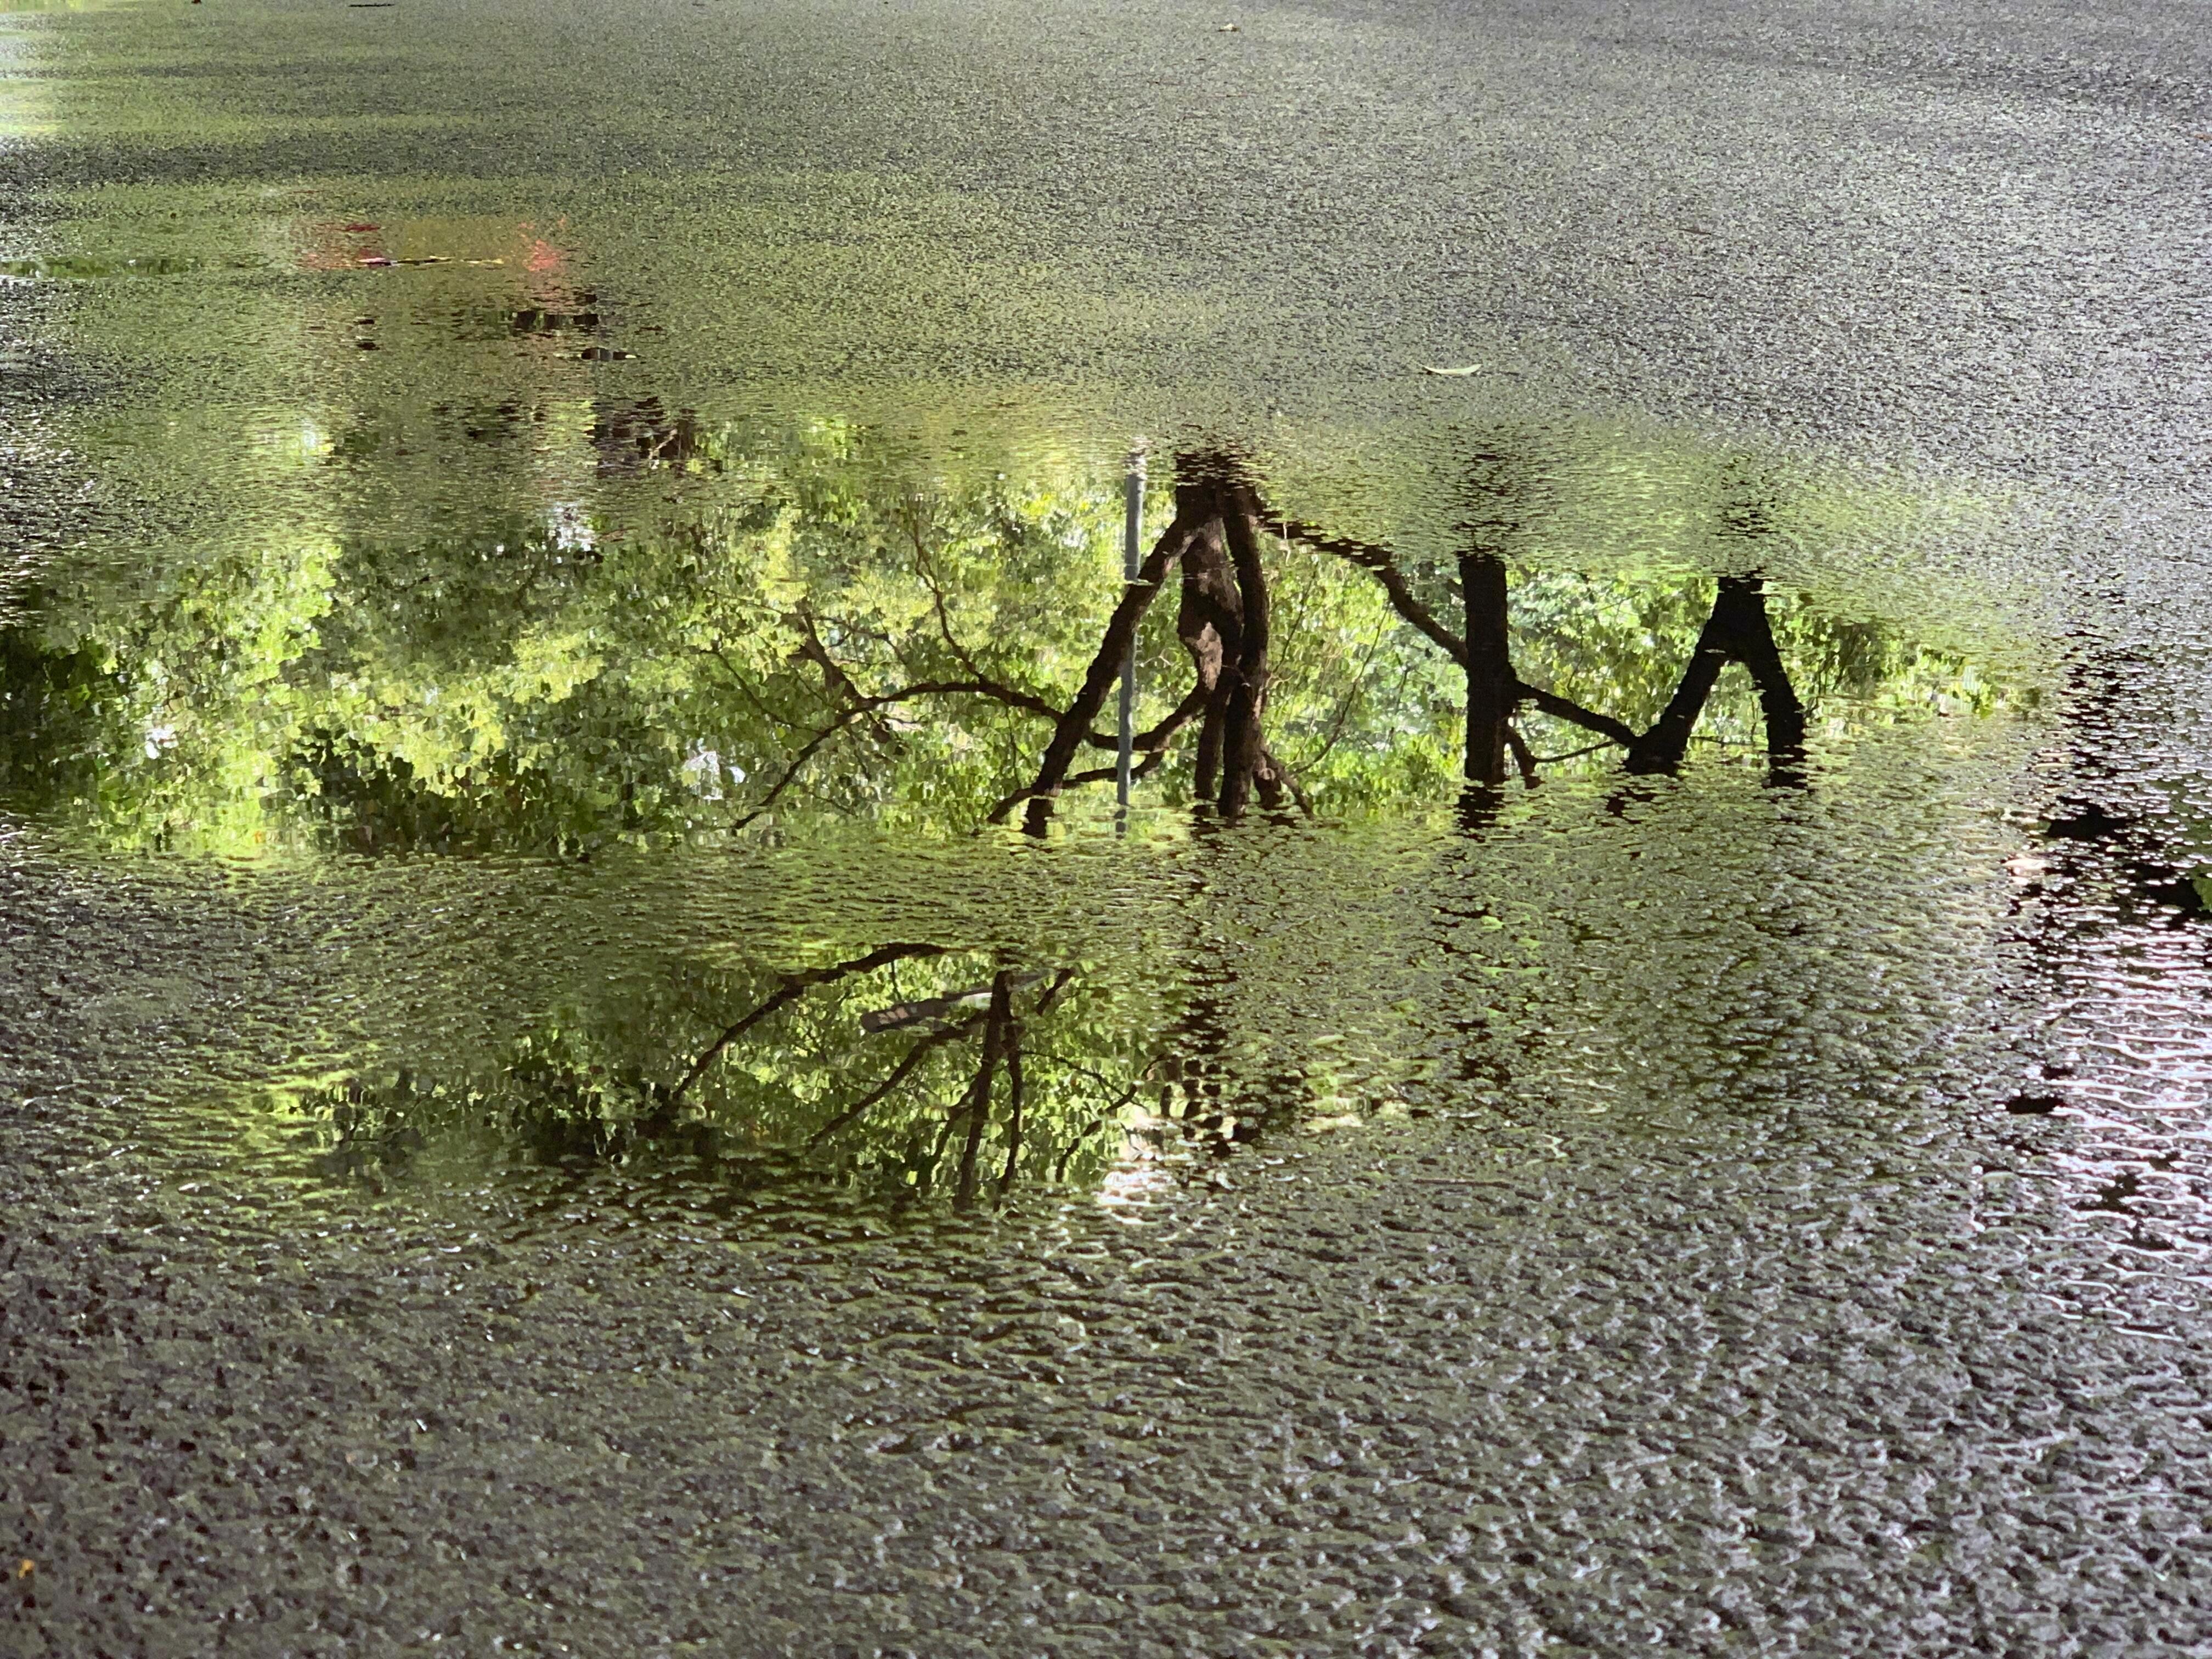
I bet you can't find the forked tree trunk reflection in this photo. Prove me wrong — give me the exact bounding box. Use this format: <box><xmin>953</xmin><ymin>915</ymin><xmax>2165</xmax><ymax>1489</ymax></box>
<box><xmin>950</xmin><ymin>970</ymin><xmax>1017</xmax><ymax>1207</ymax></box>
<box><xmin>1272</xmin><ymin>452</ymin><xmax>1810</xmax><ymax>792</ymax></box>
<box><xmin>1177</xmin><ymin>503</ymin><xmax>1237</xmax><ymax>801</ymax></box>
<box><xmin>1216</xmin><ymin>486</ymin><xmax>1277</xmax><ymax>816</ymax></box>
<box><xmin>1624</xmin><ymin>576</ymin><xmax>1805</xmax><ymax>775</ymax></box>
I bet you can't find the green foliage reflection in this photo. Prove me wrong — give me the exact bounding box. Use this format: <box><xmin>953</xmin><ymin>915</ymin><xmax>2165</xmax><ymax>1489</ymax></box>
<box><xmin>0</xmin><ymin>428</ymin><xmax>2017</xmax><ymax>854</ymax></box>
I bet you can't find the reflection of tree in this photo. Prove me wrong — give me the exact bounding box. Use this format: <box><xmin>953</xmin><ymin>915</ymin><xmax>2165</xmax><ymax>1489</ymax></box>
<box><xmin>1011</xmin><ymin>467</ymin><xmax>1307</xmax><ymax>832</ymax></box>
<box><xmin>665</xmin><ymin>941</ymin><xmax>949</xmax><ymax>1102</ymax></box>
<box><xmin>662</xmin><ymin>947</ymin><xmax>1083</xmax><ymax>1205</ymax></box>
<box><xmin>1259</xmin><ymin>453</ymin><xmax>1808</xmax><ymax>790</ymax></box>
<box><xmin>1620</xmin><ymin>577</ymin><xmax>1804</xmax><ymax>776</ymax></box>
<box><xmin>288</xmin><ymin>940</ymin><xmax>1132</xmax><ymax>1206</ymax></box>
<box><xmin>693</xmin><ymin>460</ymin><xmax>1322</xmax><ymax>836</ymax></box>
<box><xmin>2</xmin><ymin>421</ymin><xmax>2002</xmax><ymax>853</ymax></box>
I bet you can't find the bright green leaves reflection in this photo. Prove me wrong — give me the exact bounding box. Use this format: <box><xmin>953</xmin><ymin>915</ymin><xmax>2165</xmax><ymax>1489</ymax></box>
<box><xmin>0</xmin><ymin>534</ymin><xmax>340</xmax><ymax>849</ymax></box>
<box><xmin>0</xmin><ymin>426</ymin><xmax>2017</xmax><ymax>854</ymax></box>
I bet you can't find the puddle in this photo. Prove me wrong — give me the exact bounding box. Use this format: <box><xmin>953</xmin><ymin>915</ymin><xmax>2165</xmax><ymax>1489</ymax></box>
<box><xmin>4</xmin><ymin>2</ymin><xmax>2210</xmax><ymax>1652</ymax></box>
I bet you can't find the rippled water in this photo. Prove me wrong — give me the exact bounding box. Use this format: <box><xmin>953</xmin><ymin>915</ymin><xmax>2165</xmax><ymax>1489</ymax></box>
<box><xmin>5</xmin><ymin>0</ymin><xmax>2209</xmax><ymax>1652</ymax></box>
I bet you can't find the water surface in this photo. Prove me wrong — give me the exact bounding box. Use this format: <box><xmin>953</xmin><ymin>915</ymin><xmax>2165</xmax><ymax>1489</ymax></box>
<box><xmin>4</xmin><ymin>0</ymin><xmax>2210</xmax><ymax>1652</ymax></box>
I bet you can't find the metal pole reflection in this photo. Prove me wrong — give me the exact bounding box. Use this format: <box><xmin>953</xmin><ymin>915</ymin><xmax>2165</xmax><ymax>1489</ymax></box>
<box><xmin>1116</xmin><ymin>449</ymin><xmax>1146</xmax><ymax>826</ymax></box>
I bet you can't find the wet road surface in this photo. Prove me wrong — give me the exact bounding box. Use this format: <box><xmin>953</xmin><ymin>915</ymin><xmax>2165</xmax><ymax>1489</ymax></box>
<box><xmin>4</xmin><ymin>0</ymin><xmax>2211</xmax><ymax>1654</ymax></box>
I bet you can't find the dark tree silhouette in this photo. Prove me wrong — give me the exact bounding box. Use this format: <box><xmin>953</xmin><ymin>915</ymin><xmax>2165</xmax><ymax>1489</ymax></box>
<box><xmin>1263</xmin><ymin>449</ymin><xmax>1808</xmax><ymax>791</ymax></box>
<box><xmin>1624</xmin><ymin>577</ymin><xmax>1805</xmax><ymax>775</ymax></box>
<box><xmin>724</xmin><ymin>448</ymin><xmax>1810</xmax><ymax>837</ymax></box>
<box><xmin>1014</xmin><ymin>465</ymin><xmax>1302</xmax><ymax>832</ymax></box>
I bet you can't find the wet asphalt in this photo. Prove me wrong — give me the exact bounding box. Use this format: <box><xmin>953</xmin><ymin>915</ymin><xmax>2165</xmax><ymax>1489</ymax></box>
<box><xmin>5</xmin><ymin>1</ymin><xmax>2212</xmax><ymax>1655</ymax></box>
